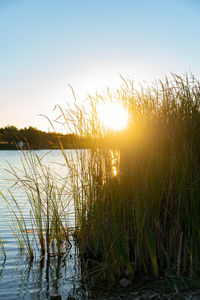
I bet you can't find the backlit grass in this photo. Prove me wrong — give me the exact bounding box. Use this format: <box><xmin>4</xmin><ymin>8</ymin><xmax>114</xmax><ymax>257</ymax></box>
<box><xmin>1</xmin><ymin>148</ymin><xmax>72</xmax><ymax>261</ymax></box>
<box><xmin>62</xmin><ymin>74</ymin><xmax>200</xmax><ymax>285</ymax></box>
<box><xmin>1</xmin><ymin>73</ymin><xmax>200</xmax><ymax>289</ymax></box>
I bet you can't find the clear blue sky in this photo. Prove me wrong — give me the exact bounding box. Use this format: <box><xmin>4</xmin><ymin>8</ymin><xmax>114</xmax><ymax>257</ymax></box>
<box><xmin>0</xmin><ymin>0</ymin><xmax>200</xmax><ymax>131</ymax></box>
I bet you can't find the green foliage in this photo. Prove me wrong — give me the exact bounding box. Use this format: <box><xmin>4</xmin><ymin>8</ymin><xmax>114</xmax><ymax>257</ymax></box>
<box><xmin>0</xmin><ymin>125</ymin><xmax>85</xmax><ymax>149</ymax></box>
<box><xmin>2</xmin><ymin>126</ymin><xmax>18</xmax><ymax>144</ymax></box>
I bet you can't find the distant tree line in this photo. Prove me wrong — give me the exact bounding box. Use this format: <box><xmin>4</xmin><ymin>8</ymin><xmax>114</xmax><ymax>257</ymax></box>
<box><xmin>0</xmin><ymin>126</ymin><xmax>87</xmax><ymax>149</ymax></box>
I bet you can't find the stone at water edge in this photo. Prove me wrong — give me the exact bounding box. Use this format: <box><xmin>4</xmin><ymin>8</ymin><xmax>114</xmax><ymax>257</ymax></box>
<box><xmin>119</xmin><ymin>277</ymin><xmax>130</xmax><ymax>287</ymax></box>
<box><xmin>67</xmin><ymin>296</ymin><xmax>76</xmax><ymax>300</ymax></box>
<box><xmin>50</xmin><ymin>294</ymin><xmax>62</xmax><ymax>300</ymax></box>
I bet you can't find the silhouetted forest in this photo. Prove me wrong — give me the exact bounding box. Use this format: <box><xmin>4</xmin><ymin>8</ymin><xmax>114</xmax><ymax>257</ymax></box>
<box><xmin>0</xmin><ymin>126</ymin><xmax>86</xmax><ymax>150</ymax></box>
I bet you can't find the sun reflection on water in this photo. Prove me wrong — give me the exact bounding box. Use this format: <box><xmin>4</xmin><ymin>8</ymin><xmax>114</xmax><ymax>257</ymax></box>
<box><xmin>111</xmin><ymin>150</ymin><xmax>120</xmax><ymax>176</ymax></box>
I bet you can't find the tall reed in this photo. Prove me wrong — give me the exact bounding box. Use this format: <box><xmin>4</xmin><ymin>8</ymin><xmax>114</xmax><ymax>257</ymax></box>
<box><xmin>1</xmin><ymin>148</ymin><xmax>72</xmax><ymax>261</ymax></box>
<box><xmin>2</xmin><ymin>73</ymin><xmax>200</xmax><ymax>288</ymax></box>
<box><xmin>59</xmin><ymin>74</ymin><xmax>200</xmax><ymax>284</ymax></box>
<box><xmin>0</xmin><ymin>236</ymin><xmax>6</xmax><ymax>261</ymax></box>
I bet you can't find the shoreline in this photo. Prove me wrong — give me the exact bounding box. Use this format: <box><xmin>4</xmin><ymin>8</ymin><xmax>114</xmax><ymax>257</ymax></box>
<box><xmin>0</xmin><ymin>145</ymin><xmax>88</xmax><ymax>150</ymax></box>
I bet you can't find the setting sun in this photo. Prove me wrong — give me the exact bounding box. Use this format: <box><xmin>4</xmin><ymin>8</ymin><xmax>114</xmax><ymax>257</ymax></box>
<box><xmin>97</xmin><ymin>102</ymin><xmax>128</xmax><ymax>131</ymax></box>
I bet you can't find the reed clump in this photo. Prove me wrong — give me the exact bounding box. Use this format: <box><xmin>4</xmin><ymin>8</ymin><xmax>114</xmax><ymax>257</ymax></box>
<box><xmin>62</xmin><ymin>74</ymin><xmax>200</xmax><ymax>285</ymax></box>
<box><xmin>1</xmin><ymin>148</ymin><xmax>72</xmax><ymax>261</ymax></box>
<box><xmin>2</xmin><ymin>73</ymin><xmax>200</xmax><ymax>288</ymax></box>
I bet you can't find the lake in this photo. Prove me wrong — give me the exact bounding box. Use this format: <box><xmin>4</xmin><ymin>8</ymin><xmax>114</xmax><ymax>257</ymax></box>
<box><xmin>0</xmin><ymin>150</ymin><xmax>83</xmax><ymax>300</ymax></box>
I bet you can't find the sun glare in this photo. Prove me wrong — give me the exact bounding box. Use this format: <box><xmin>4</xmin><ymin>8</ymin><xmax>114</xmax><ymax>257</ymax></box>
<box><xmin>97</xmin><ymin>102</ymin><xmax>128</xmax><ymax>131</ymax></box>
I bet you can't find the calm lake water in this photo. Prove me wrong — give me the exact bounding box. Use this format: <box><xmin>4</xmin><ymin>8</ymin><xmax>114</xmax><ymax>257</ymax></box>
<box><xmin>0</xmin><ymin>150</ymin><xmax>82</xmax><ymax>300</ymax></box>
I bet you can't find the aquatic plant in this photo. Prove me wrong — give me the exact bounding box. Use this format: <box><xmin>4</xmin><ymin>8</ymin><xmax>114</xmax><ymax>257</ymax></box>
<box><xmin>0</xmin><ymin>237</ymin><xmax>6</xmax><ymax>261</ymax></box>
<box><xmin>2</xmin><ymin>73</ymin><xmax>200</xmax><ymax>288</ymax></box>
<box><xmin>1</xmin><ymin>148</ymin><xmax>72</xmax><ymax>261</ymax></box>
<box><xmin>59</xmin><ymin>74</ymin><xmax>200</xmax><ymax>285</ymax></box>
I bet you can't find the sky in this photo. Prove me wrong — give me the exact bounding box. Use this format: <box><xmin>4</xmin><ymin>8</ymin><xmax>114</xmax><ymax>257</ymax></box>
<box><xmin>0</xmin><ymin>0</ymin><xmax>200</xmax><ymax>132</ymax></box>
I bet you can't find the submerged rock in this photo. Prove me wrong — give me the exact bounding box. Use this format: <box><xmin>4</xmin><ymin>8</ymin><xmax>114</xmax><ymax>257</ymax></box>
<box><xmin>66</xmin><ymin>295</ymin><xmax>76</xmax><ymax>300</ymax></box>
<box><xmin>50</xmin><ymin>294</ymin><xmax>62</xmax><ymax>300</ymax></box>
